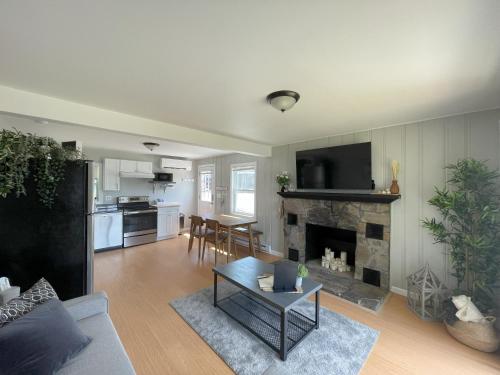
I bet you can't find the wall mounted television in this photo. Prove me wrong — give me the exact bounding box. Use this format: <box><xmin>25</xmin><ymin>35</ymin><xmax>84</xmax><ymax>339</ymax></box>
<box><xmin>296</xmin><ymin>142</ymin><xmax>372</xmax><ymax>190</ymax></box>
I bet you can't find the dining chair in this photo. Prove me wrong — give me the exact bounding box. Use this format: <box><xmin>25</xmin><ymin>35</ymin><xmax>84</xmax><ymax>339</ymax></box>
<box><xmin>202</xmin><ymin>219</ymin><xmax>229</xmax><ymax>263</ymax></box>
<box><xmin>188</xmin><ymin>215</ymin><xmax>208</xmax><ymax>258</ymax></box>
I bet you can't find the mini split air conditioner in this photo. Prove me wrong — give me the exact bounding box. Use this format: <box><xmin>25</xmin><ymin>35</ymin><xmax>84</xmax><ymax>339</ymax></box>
<box><xmin>161</xmin><ymin>158</ymin><xmax>192</xmax><ymax>171</ymax></box>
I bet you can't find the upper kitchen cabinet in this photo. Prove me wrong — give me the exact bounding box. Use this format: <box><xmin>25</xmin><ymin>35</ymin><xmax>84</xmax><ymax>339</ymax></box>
<box><xmin>136</xmin><ymin>161</ymin><xmax>153</xmax><ymax>174</ymax></box>
<box><xmin>119</xmin><ymin>160</ymin><xmax>154</xmax><ymax>177</ymax></box>
<box><xmin>119</xmin><ymin>160</ymin><xmax>137</xmax><ymax>173</ymax></box>
<box><xmin>103</xmin><ymin>158</ymin><xmax>120</xmax><ymax>191</ymax></box>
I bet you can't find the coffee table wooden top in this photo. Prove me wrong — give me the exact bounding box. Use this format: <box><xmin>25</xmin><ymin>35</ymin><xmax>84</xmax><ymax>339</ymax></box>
<box><xmin>213</xmin><ymin>257</ymin><xmax>322</xmax><ymax>312</ymax></box>
<box><xmin>202</xmin><ymin>214</ymin><xmax>257</xmax><ymax>228</ymax></box>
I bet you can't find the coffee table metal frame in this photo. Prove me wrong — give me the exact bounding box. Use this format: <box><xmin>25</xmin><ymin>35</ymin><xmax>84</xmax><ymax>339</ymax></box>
<box><xmin>213</xmin><ymin>260</ymin><xmax>321</xmax><ymax>361</ymax></box>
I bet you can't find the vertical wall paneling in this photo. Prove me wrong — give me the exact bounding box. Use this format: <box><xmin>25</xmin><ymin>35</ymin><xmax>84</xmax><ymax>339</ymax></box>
<box><xmin>421</xmin><ymin>120</ymin><xmax>446</xmax><ymax>282</ymax></box>
<box><xmin>385</xmin><ymin>126</ymin><xmax>405</xmax><ymax>288</ymax></box>
<box><xmin>269</xmin><ymin>109</ymin><xmax>500</xmax><ymax>290</ymax></box>
<box><xmin>371</xmin><ymin>128</ymin><xmax>386</xmax><ymax>190</ymax></box>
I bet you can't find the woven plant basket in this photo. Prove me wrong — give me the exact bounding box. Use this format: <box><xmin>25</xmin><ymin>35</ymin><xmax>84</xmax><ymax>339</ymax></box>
<box><xmin>445</xmin><ymin>316</ymin><xmax>499</xmax><ymax>353</ymax></box>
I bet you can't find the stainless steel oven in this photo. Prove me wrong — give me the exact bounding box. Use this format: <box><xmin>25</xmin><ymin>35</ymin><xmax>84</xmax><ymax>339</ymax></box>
<box><xmin>118</xmin><ymin>196</ymin><xmax>157</xmax><ymax>247</ymax></box>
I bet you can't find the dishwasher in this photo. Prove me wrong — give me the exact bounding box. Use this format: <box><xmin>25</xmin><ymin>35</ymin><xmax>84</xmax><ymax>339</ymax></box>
<box><xmin>93</xmin><ymin>205</ymin><xmax>123</xmax><ymax>252</ymax></box>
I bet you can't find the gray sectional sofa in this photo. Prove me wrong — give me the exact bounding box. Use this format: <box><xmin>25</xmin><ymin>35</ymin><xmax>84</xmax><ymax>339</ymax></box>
<box><xmin>57</xmin><ymin>292</ymin><xmax>136</xmax><ymax>375</ymax></box>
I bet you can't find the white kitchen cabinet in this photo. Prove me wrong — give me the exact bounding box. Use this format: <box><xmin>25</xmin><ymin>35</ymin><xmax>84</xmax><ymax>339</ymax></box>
<box><xmin>93</xmin><ymin>212</ymin><xmax>123</xmax><ymax>251</ymax></box>
<box><xmin>157</xmin><ymin>206</ymin><xmax>180</xmax><ymax>240</ymax></box>
<box><xmin>137</xmin><ymin>161</ymin><xmax>153</xmax><ymax>174</ymax></box>
<box><xmin>119</xmin><ymin>160</ymin><xmax>137</xmax><ymax>173</ymax></box>
<box><xmin>103</xmin><ymin>158</ymin><xmax>120</xmax><ymax>191</ymax></box>
<box><xmin>120</xmin><ymin>160</ymin><xmax>153</xmax><ymax>174</ymax></box>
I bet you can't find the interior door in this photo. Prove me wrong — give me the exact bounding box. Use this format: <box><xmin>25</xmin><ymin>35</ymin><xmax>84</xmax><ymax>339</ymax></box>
<box><xmin>198</xmin><ymin>164</ymin><xmax>215</xmax><ymax>216</ymax></box>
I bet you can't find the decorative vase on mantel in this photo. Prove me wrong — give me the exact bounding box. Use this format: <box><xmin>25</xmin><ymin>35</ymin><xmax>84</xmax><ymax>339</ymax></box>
<box><xmin>390</xmin><ymin>160</ymin><xmax>400</xmax><ymax>194</ymax></box>
<box><xmin>280</xmin><ymin>186</ymin><xmax>287</xmax><ymax>193</ymax></box>
<box><xmin>390</xmin><ymin>180</ymin><xmax>400</xmax><ymax>194</ymax></box>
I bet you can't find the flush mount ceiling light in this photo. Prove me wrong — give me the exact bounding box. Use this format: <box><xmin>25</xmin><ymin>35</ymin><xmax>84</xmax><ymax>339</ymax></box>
<box><xmin>266</xmin><ymin>90</ymin><xmax>300</xmax><ymax>112</ymax></box>
<box><xmin>143</xmin><ymin>142</ymin><xmax>160</xmax><ymax>151</ymax></box>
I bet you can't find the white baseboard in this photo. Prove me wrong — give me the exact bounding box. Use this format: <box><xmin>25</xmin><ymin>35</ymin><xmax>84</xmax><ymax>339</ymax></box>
<box><xmin>260</xmin><ymin>244</ymin><xmax>283</xmax><ymax>257</ymax></box>
<box><xmin>390</xmin><ymin>286</ymin><xmax>408</xmax><ymax>297</ymax></box>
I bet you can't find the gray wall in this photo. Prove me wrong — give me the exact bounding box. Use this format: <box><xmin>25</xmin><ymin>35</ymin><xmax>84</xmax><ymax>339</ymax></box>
<box><xmin>270</xmin><ymin>109</ymin><xmax>500</xmax><ymax>291</ymax></box>
<box><xmin>84</xmin><ymin>147</ymin><xmax>195</xmax><ymax>218</ymax></box>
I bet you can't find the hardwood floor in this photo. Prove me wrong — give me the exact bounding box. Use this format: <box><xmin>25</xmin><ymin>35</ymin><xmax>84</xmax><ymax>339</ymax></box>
<box><xmin>94</xmin><ymin>235</ymin><xmax>500</xmax><ymax>374</ymax></box>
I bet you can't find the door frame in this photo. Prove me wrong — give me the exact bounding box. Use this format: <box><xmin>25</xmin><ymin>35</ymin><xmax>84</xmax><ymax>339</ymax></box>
<box><xmin>197</xmin><ymin>164</ymin><xmax>216</xmax><ymax>215</ymax></box>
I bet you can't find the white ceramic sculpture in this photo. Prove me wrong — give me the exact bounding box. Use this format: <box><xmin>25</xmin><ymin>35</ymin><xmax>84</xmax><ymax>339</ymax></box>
<box><xmin>0</xmin><ymin>277</ymin><xmax>10</xmax><ymax>292</ymax></box>
<box><xmin>452</xmin><ymin>295</ymin><xmax>484</xmax><ymax>323</ymax></box>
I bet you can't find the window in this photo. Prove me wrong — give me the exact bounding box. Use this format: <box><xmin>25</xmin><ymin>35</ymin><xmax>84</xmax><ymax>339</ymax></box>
<box><xmin>231</xmin><ymin>162</ymin><xmax>256</xmax><ymax>217</ymax></box>
<box><xmin>199</xmin><ymin>170</ymin><xmax>213</xmax><ymax>202</ymax></box>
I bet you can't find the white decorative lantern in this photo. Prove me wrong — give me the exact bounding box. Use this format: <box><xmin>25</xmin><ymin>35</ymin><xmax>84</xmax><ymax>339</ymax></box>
<box><xmin>407</xmin><ymin>263</ymin><xmax>449</xmax><ymax>321</ymax></box>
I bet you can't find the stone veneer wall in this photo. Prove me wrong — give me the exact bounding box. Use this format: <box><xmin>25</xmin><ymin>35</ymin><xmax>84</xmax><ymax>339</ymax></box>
<box><xmin>283</xmin><ymin>199</ymin><xmax>392</xmax><ymax>289</ymax></box>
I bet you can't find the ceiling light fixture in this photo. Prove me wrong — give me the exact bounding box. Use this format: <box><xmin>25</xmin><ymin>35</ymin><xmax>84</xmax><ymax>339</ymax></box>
<box><xmin>143</xmin><ymin>142</ymin><xmax>160</xmax><ymax>151</ymax></box>
<box><xmin>266</xmin><ymin>90</ymin><xmax>300</xmax><ymax>112</ymax></box>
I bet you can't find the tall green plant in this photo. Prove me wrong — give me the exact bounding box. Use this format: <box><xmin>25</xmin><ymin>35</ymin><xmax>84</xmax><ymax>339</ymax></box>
<box><xmin>422</xmin><ymin>159</ymin><xmax>500</xmax><ymax>312</ymax></box>
<box><xmin>0</xmin><ymin>129</ymin><xmax>82</xmax><ymax>208</ymax></box>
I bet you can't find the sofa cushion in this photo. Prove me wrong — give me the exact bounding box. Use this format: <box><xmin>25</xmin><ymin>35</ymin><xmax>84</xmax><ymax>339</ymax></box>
<box><xmin>17</xmin><ymin>277</ymin><xmax>59</xmax><ymax>304</ymax></box>
<box><xmin>0</xmin><ymin>278</ymin><xmax>58</xmax><ymax>327</ymax></box>
<box><xmin>0</xmin><ymin>299</ymin><xmax>91</xmax><ymax>375</ymax></box>
<box><xmin>57</xmin><ymin>312</ymin><xmax>136</xmax><ymax>375</ymax></box>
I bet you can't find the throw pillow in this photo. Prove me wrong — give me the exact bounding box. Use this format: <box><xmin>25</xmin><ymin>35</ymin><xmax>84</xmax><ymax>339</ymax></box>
<box><xmin>0</xmin><ymin>278</ymin><xmax>58</xmax><ymax>327</ymax></box>
<box><xmin>0</xmin><ymin>299</ymin><xmax>91</xmax><ymax>375</ymax></box>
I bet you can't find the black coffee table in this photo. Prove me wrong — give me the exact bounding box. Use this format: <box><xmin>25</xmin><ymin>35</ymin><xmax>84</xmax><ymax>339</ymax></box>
<box><xmin>213</xmin><ymin>257</ymin><xmax>322</xmax><ymax>360</ymax></box>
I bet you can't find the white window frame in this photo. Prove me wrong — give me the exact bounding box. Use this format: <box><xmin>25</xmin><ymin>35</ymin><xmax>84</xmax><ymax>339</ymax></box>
<box><xmin>197</xmin><ymin>164</ymin><xmax>215</xmax><ymax>213</ymax></box>
<box><xmin>230</xmin><ymin>162</ymin><xmax>257</xmax><ymax>218</ymax></box>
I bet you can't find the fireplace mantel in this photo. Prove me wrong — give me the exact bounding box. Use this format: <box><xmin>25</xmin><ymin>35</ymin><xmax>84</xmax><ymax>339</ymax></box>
<box><xmin>277</xmin><ymin>191</ymin><xmax>400</xmax><ymax>204</ymax></box>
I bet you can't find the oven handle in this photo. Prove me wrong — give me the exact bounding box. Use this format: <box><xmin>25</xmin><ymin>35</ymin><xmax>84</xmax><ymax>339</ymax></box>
<box><xmin>124</xmin><ymin>209</ymin><xmax>158</xmax><ymax>215</ymax></box>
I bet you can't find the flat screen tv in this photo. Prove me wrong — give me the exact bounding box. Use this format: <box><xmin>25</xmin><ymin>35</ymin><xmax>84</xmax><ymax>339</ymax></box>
<box><xmin>296</xmin><ymin>142</ymin><xmax>372</xmax><ymax>190</ymax></box>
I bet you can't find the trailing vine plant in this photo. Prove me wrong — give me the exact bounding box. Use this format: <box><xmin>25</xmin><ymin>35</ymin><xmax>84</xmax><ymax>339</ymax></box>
<box><xmin>422</xmin><ymin>159</ymin><xmax>500</xmax><ymax>313</ymax></box>
<box><xmin>0</xmin><ymin>129</ymin><xmax>83</xmax><ymax>208</ymax></box>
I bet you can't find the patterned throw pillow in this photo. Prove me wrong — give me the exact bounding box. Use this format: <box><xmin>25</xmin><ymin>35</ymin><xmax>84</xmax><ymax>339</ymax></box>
<box><xmin>0</xmin><ymin>278</ymin><xmax>58</xmax><ymax>327</ymax></box>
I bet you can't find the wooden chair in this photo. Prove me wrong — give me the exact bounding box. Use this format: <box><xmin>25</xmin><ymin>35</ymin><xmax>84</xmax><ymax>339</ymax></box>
<box><xmin>202</xmin><ymin>219</ymin><xmax>228</xmax><ymax>263</ymax></box>
<box><xmin>188</xmin><ymin>215</ymin><xmax>210</xmax><ymax>258</ymax></box>
<box><xmin>231</xmin><ymin>226</ymin><xmax>261</xmax><ymax>257</ymax></box>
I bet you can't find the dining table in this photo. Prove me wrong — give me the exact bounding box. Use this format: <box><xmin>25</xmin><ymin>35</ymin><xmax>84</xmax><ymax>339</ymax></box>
<box><xmin>200</xmin><ymin>213</ymin><xmax>258</xmax><ymax>264</ymax></box>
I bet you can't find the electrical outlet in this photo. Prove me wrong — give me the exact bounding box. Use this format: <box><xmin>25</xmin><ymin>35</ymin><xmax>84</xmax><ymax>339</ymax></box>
<box><xmin>105</xmin><ymin>195</ymin><xmax>113</xmax><ymax>202</ymax></box>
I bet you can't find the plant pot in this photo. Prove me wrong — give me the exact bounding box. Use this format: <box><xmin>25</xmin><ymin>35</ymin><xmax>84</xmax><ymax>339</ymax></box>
<box><xmin>390</xmin><ymin>180</ymin><xmax>400</xmax><ymax>194</ymax></box>
<box><xmin>445</xmin><ymin>317</ymin><xmax>499</xmax><ymax>352</ymax></box>
<box><xmin>280</xmin><ymin>186</ymin><xmax>287</xmax><ymax>193</ymax></box>
<box><xmin>295</xmin><ymin>277</ymin><xmax>303</xmax><ymax>289</ymax></box>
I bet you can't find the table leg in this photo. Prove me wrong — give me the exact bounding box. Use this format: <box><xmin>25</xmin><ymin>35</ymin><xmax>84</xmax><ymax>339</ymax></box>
<box><xmin>226</xmin><ymin>227</ymin><xmax>232</xmax><ymax>263</ymax></box>
<box><xmin>280</xmin><ymin>310</ymin><xmax>288</xmax><ymax>361</ymax></box>
<box><xmin>214</xmin><ymin>273</ymin><xmax>218</xmax><ymax>307</ymax></box>
<box><xmin>315</xmin><ymin>290</ymin><xmax>320</xmax><ymax>329</ymax></box>
<box><xmin>248</xmin><ymin>224</ymin><xmax>256</xmax><ymax>257</ymax></box>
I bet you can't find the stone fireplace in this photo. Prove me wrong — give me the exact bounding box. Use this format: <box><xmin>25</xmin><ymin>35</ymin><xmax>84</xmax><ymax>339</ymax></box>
<box><xmin>283</xmin><ymin>198</ymin><xmax>392</xmax><ymax>289</ymax></box>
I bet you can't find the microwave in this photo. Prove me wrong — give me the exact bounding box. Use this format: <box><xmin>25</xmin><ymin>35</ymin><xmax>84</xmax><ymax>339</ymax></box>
<box><xmin>154</xmin><ymin>172</ymin><xmax>173</xmax><ymax>182</ymax></box>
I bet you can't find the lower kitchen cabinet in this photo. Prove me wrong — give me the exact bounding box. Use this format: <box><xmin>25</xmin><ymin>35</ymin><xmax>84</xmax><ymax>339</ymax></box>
<box><xmin>157</xmin><ymin>206</ymin><xmax>180</xmax><ymax>240</ymax></box>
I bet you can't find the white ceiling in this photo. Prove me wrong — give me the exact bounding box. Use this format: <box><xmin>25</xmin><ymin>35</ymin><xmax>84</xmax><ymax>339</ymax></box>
<box><xmin>0</xmin><ymin>113</ymin><xmax>229</xmax><ymax>159</ymax></box>
<box><xmin>0</xmin><ymin>1</ymin><xmax>499</xmax><ymax>146</ymax></box>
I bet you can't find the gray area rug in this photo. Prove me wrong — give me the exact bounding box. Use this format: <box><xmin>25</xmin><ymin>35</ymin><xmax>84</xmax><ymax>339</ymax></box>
<box><xmin>170</xmin><ymin>283</ymin><xmax>379</xmax><ymax>375</ymax></box>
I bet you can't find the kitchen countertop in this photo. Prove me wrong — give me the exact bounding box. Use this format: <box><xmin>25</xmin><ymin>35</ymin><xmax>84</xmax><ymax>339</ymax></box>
<box><xmin>152</xmin><ymin>202</ymin><xmax>181</xmax><ymax>208</ymax></box>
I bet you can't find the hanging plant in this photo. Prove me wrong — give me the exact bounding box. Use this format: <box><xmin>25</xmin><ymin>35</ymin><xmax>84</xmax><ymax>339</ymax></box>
<box><xmin>0</xmin><ymin>129</ymin><xmax>83</xmax><ymax>208</ymax></box>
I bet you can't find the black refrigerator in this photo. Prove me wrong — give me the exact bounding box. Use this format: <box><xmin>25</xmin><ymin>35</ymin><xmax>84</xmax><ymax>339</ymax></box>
<box><xmin>0</xmin><ymin>161</ymin><xmax>96</xmax><ymax>300</ymax></box>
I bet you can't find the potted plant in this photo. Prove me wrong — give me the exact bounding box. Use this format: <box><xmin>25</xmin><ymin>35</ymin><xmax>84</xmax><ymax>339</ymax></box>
<box><xmin>422</xmin><ymin>159</ymin><xmax>500</xmax><ymax>352</ymax></box>
<box><xmin>276</xmin><ymin>171</ymin><xmax>290</xmax><ymax>192</ymax></box>
<box><xmin>296</xmin><ymin>263</ymin><xmax>309</xmax><ymax>289</ymax></box>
